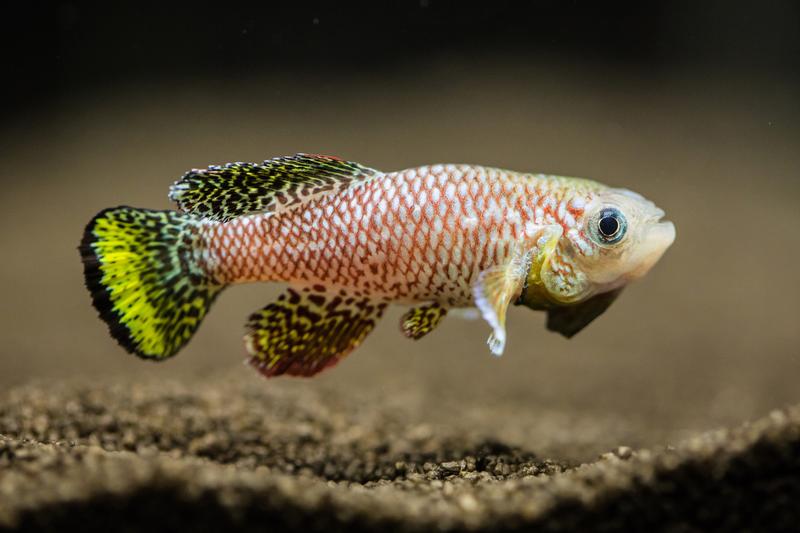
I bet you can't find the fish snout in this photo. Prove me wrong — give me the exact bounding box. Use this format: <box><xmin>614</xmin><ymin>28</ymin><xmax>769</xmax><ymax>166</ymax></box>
<box><xmin>626</xmin><ymin>218</ymin><xmax>675</xmax><ymax>280</ymax></box>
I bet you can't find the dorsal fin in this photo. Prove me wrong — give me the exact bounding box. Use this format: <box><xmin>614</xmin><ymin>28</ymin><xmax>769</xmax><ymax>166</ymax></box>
<box><xmin>169</xmin><ymin>153</ymin><xmax>381</xmax><ymax>222</ymax></box>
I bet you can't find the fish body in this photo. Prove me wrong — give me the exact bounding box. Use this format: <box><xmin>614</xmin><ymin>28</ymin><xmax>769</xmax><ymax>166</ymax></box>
<box><xmin>80</xmin><ymin>155</ymin><xmax>675</xmax><ymax>377</ymax></box>
<box><xmin>205</xmin><ymin>165</ymin><xmax>596</xmax><ymax>303</ymax></box>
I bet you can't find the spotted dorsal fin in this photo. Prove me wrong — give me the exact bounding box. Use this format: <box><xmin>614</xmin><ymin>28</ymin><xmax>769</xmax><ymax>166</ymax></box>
<box><xmin>169</xmin><ymin>154</ymin><xmax>380</xmax><ymax>222</ymax></box>
<box><xmin>245</xmin><ymin>287</ymin><xmax>386</xmax><ymax>378</ymax></box>
<box><xmin>400</xmin><ymin>303</ymin><xmax>448</xmax><ymax>340</ymax></box>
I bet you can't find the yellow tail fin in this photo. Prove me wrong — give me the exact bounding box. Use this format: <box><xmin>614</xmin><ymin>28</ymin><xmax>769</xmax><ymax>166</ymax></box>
<box><xmin>79</xmin><ymin>207</ymin><xmax>224</xmax><ymax>359</ymax></box>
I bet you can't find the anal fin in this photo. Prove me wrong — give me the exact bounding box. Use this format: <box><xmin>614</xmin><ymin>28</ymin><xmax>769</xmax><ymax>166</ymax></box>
<box><xmin>400</xmin><ymin>303</ymin><xmax>447</xmax><ymax>340</ymax></box>
<box><xmin>245</xmin><ymin>287</ymin><xmax>386</xmax><ymax>377</ymax></box>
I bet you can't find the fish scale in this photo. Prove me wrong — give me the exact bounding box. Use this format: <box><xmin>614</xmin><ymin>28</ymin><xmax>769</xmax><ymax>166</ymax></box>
<box><xmin>80</xmin><ymin>153</ymin><xmax>674</xmax><ymax>378</ymax></box>
<box><xmin>203</xmin><ymin>164</ymin><xmax>593</xmax><ymax>307</ymax></box>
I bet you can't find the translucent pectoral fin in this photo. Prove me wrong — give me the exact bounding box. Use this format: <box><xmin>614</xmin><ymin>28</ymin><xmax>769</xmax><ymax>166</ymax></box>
<box><xmin>400</xmin><ymin>303</ymin><xmax>448</xmax><ymax>340</ymax></box>
<box><xmin>473</xmin><ymin>225</ymin><xmax>562</xmax><ymax>356</ymax></box>
<box><xmin>473</xmin><ymin>262</ymin><xmax>527</xmax><ymax>357</ymax></box>
<box><xmin>245</xmin><ymin>287</ymin><xmax>386</xmax><ymax>377</ymax></box>
<box><xmin>546</xmin><ymin>288</ymin><xmax>623</xmax><ymax>338</ymax></box>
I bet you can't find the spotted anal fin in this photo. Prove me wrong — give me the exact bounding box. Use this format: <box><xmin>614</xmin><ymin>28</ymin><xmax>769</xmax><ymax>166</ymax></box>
<box><xmin>547</xmin><ymin>288</ymin><xmax>623</xmax><ymax>338</ymax></box>
<box><xmin>400</xmin><ymin>303</ymin><xmax>448</xmax><ymax>340</ymax></box>
<box><xmin>170</xmin><ymin>153</ymin><xmax>381</xmax><ymax>222</ymax></box>
<box><xmin>245</xmin><ymin>287</ymin><xmax>386</xmax><ymax>378</ymax></box>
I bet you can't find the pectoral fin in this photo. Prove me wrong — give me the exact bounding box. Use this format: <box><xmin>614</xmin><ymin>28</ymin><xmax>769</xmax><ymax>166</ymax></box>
<box><xmin>473</xmin><ymin>255</ymin><xmax>531</xmax><ymax>356</ymax></box>
<box><xmin>245</xmin><ymin>287</ymin><xmax>386</xmax><ymax>377</ymax></box>
<box><xmin>546</xmin><ymin>289</ymin><xmax>623</xmax><ymax>338</ymax></box>
<box><xmin>473</xmin><ymin>225</ymin><xmax>562</xmax><ymax>356</ymax></box>
<box><xmin>473</xmin><ymin>267</ymin><xmax>522</xmax><ymax>355</ymax></box>
<box><xmin>400</xmin><ymin>303</ymin><xmax>448</xmax><ymax>340</ymax></box>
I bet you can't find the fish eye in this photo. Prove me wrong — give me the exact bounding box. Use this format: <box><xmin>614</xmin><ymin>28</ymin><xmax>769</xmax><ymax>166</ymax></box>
<box><xmin>594</xmin><ymin>208</ymin><xmax>627</xmax><ymax>244</ymax></box>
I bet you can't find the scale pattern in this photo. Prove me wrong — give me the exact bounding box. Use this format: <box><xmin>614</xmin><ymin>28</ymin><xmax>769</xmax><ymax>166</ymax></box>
<box><xmin>201</xmin><ymin>164</ymin><xmax>599</xmax><ymax>307</ymax></box>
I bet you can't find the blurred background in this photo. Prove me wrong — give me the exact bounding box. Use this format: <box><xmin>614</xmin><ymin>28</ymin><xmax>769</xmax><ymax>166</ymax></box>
<box><xmin>1</xmin><ymin>1</ymin><xmax>799</xmax><ymax>455</ymax></box>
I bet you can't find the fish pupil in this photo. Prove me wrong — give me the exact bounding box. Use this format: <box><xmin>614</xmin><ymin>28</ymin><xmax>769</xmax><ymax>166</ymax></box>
<box><xmin>598</xmin><ymin>215</ymin><xmax>620</xmax><ymax>237</ymax></box>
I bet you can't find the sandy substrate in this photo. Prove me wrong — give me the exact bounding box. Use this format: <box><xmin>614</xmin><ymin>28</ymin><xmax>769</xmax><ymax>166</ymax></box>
<box><xmin>1</xmin><ymin>376</ymin><xmax>799</xmax><ymax>532</ymax></box>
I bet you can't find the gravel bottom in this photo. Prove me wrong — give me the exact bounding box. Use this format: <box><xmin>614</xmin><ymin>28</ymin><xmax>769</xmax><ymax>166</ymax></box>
<box><xmin>1</xmin><ymin>377</ymin><xmax>799</xmax><ymax>532</ymax></box>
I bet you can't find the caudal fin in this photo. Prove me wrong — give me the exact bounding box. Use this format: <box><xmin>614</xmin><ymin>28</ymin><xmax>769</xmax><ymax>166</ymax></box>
<box><xmin>79</xmin><ymin>207</ymin><xmax>224</xmax><ymax>359</ymax></box>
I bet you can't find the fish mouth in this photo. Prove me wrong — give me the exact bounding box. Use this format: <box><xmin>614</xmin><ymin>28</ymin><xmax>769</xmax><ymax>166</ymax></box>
<box><xmin>623</xmin><ymin>217</ymin><xmax>675</xmax><ymax>281</ymax></box>
<box><xmin>646</xmin><ymin>208</ymin><xmax>675</xmax><ymax>243</ymax></box>
<box><xmin>645</xmin><ymin>212</ymin><xmax>676</xmax><ymax>252</ymax></box>
<box><xmin>625</xmin><ymin>207</ymin><xmax>675</xmax><ymax>277</ymax></box>
<box><xmin>656</xmin><ymin>220</ymin><xmax>676</xmax><ymax>245</ymax></box>
<box><xmin>647</xmin><ymin>207</ymin><xmax>667</xmax><ymax>223</ymax></box>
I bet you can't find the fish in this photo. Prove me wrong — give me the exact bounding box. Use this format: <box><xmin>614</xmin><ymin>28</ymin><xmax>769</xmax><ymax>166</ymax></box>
<box><xmin>79</xmin><ymin>154</ymin><xmax>675</xmax><ymax>377</ymax></box>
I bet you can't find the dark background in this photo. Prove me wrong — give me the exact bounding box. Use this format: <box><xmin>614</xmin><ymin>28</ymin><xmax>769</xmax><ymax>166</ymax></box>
<box><xmin>7</xmin><ymin>1</ymin><xmax>800</xmax><ymax>119</ymax></box>
<box><xmin>1</xmin><ymin>1</ymin><xmax>799</xmax><ymax>456</ymax></box>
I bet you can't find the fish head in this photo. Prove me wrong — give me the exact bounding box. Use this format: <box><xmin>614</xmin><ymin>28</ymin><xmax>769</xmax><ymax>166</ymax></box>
<box><xmin>538</xmin><ymin>187</ymin><xmax>675</xmax><ymax>304</ymax></box>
